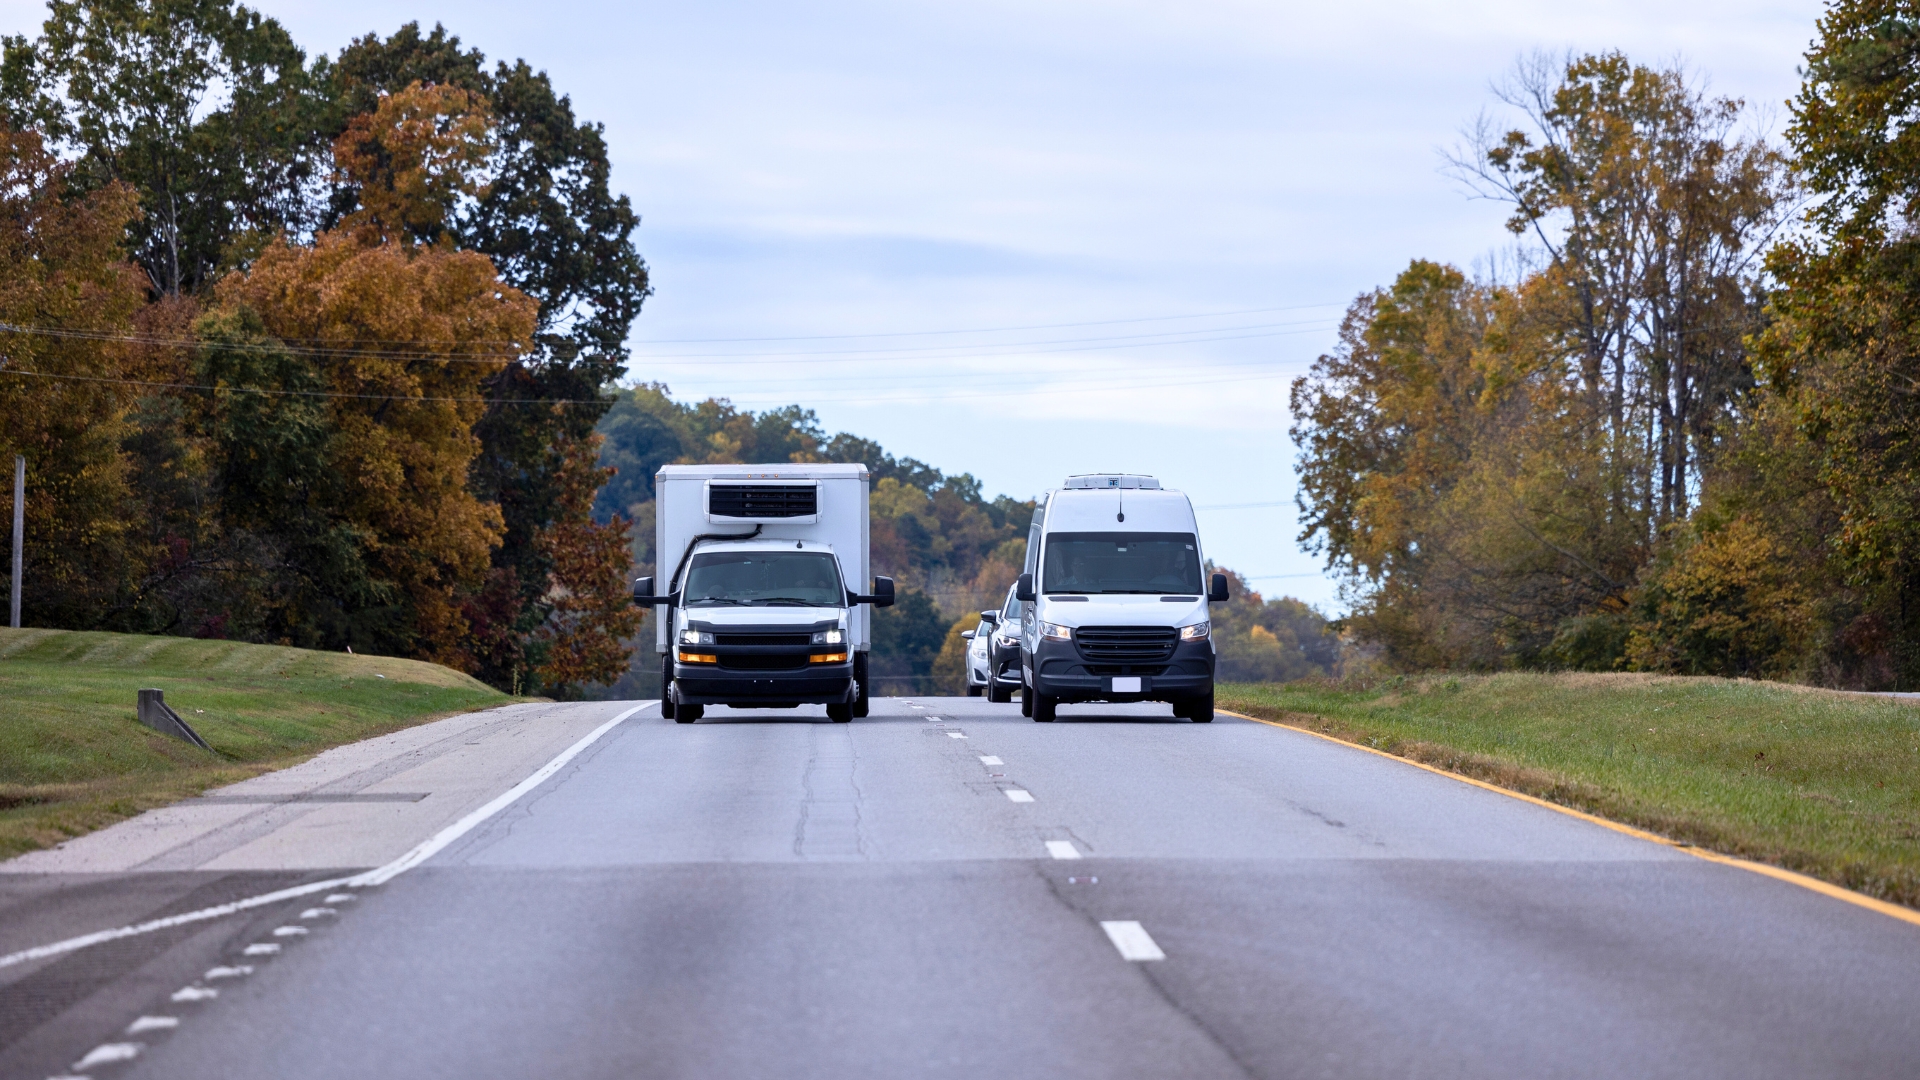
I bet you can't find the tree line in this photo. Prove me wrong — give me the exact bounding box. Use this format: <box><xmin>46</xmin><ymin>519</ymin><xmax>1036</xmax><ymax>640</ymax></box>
<box><xmin>0</xmin><ymin>6</ymin><xmax>644</xmax><ymax>696</ymax></box>
<box><xmin>1294</xmin><ymin>2</ymin><xmax>1920</xmax><ymax>689</ymax></box>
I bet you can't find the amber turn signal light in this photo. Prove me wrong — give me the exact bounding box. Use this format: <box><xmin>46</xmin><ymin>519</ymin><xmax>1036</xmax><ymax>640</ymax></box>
<box><xmin>678</xmin><ymin>651</ymin><xmax>718</xmax><ymax>664</ymax></box>
<box><xmin>809</xmin><ymin>652</ymin><xmax>849</xmax><ymax>663</ymax></box>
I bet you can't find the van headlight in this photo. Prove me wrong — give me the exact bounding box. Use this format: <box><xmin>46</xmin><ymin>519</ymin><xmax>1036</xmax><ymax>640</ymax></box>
<box><xmin>679</xmin><ymin>629</ymin><xmax>715</xmax><ymax>645</ymax></box>
<box><xmin>1039</xmin><ymin>621</ymin><xmax>1072</xmax><ymax>642</ymax></box>
<box><xmin>1179</xmin><ymin>621</ymin><xmax>1210</xmax><ymax>641</ymax></box>
<box><xmin>811</xmin><ymin>628</ymin><xmax>844</xmax><ymax>645</ymax></box>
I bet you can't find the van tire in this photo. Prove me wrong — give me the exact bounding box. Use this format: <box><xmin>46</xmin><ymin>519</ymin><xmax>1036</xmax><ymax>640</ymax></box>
<box><xmin>1179</xmin><ymin>691</ymin><xmax>1214</xmax><ymax>723</ymax></box>
<box><xmin>827</xmin><ymin>702</ymin><xmax>853</xmax><ymax>723</ymax></box>
<box><xmin>676</xmin><ymin>703</ymin><xmax>704</xmax><ymax>723</ymax></box>
<box><xmin>661</xmin><ymin>656</ymin><xmax>677</xmax><ymax>720</ymax></box>
<box><xmin>1032</xmin><ymin>694</ymin><xmax>1057</xmax><ymax>722</ymax></box>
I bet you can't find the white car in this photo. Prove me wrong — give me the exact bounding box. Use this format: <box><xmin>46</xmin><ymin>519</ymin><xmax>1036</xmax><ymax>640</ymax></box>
<box><xmin>963</xmin><ymin>615</ymin><xmax>994</xmax><ymax>695</ymax></box>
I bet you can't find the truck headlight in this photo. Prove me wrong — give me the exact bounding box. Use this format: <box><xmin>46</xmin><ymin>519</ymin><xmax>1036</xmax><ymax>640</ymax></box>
<box><xmin>679</xmin><ymin>629</ymin><xmax>714</xmax><ymax>645</ymax></box>
<box><xmin>811</xmin><ymin>628</ymin><xmax>844</xmax><ymax>645</ymax></box>
<box><xmin>1039</xmin><ymin>621</ymin><xmax>1072</xmax><ymax>642</ymax></box>
<box><xmin>1179</xmin><ymin>621</ymin><xmax>1210</xmax><ymax>641</ymax></box>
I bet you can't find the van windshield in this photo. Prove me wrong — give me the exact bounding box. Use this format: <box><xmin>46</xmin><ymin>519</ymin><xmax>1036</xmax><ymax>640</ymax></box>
<box><xmin>684</xmin><ymin>551</ymin><xmax>845</xmax><ymax>606</ymax></box>
<box><xmin>1042</xmin><ymin>532</ymin><xmax>1202</xmax><ymax>594</ymax></box>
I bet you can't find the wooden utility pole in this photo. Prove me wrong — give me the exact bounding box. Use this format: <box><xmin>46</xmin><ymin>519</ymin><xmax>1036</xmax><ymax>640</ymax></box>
<box><xmin>10</xmin><ymin>455</ymin><xmax>21</xmax><ymax>629</ymax></box>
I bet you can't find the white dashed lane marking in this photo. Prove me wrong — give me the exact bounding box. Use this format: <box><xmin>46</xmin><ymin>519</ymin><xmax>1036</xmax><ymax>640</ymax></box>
<box><xmin>125</xmin><ymin>1016</ymin><xmax>178</xmax><ymax>1034</ymax></box>
<box><xmin>271</xmin><ymin>925</ymin><xmax>308</xmax><ymax>937</ymax></box>
<box><xmin>1101</xmin><ymin>921</ymin><xmax>1166</xmax><ymax>961</ymax></box>
<box><xmin>242</xmin><ymin>943</ymin><xmax>280</xmax><ymax>956</ymax></box>
<box><xmin>73</xmin><ymin>1043</ymin><xmax>142</xmax><ymax>1069</ymax></box>
<box><xmin>1005</xmin><ymin>789</ymin><xmax>1035</xmax><ymax>803</ymax></box>
<box><xmin>299</xmin><ymin>907</ymin><xmax>337</xmax><ymax>919</ymax></box>
<box><xmin>979</xmin><ymin>755</ymin><xmax>1003</xmax><ymax>765</ymax></box>
<box><xmin>204</xmin><ymin>965</ymin><xmax>252</xmax><ymax>980</ymax></box>
<box><xmin>170</xmin><ymin>986</ymin><xmax>216</xmax><ymax>1003</ymax></box>
<box><xmin>1046</xmin><ymin>840</ymin><xmax>1082</xmax><ymax>859</ymax></box>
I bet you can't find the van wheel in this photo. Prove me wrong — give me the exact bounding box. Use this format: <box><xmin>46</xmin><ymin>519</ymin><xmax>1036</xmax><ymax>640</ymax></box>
<box><xmin>1179</xmin><ymin>692</ymin><xmax>1214</xmax><ymax>723</ymax></box>
<box><xmin>676</xmin><ymin>703</ymin><xmax>704</xmax><ymax>723</ymax></box>
<box><xmin>1032</xmin><ymin>694</ymin><xmax>1057</xmax><ymax>722</ymax></box>
<box><xmin>827</xmin><ymin>702</ymin><xmax>853</xmax><ymax>723</ymax></box>
<box><xmin>660</xmin><ymin>656</ymin><xmax>676</xmax><ymax>720</ymax></box>
<box><xmin>851</xmin><ymin>653</ymin><xmax>870</xmax><ymax>717</ymax></box>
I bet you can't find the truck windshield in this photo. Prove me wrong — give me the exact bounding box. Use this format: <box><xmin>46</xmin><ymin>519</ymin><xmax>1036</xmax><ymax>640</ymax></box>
<box><xmin>684</xmin><ymin>551</ymin><xmax>845</xmax><ymax>606</ymax></box>
<box><xmin>1041</xmin><ymin>532</ymin><xmax>1202</xmax><ymax>594</ymax></box>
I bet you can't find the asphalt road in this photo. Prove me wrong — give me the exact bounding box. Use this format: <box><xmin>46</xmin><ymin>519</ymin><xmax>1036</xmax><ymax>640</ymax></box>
<box><xmin>5</xmin><ymin>695</ymin><xmax>1920</xmax><ymax>1079</ymax></box>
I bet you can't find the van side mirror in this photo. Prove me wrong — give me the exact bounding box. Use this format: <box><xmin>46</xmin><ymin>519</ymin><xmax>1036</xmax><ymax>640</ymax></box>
<box><xmin>1015</xmin><ymin>573</ymin><xmax>1035</xmax><ymax>603</ymax></box>
<box><xmin>1208</xmin><ymin>573</ymin><xmax>1230</xmax><ymax>603</ymax></box>
<box><xmin>980</xmin><ymin>610</ymin><xmax>998</xmax><ymax>625</ymax></box>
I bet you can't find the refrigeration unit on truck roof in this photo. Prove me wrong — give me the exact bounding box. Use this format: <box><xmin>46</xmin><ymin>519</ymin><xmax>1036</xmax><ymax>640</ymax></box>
<box><xmin>632</xmin><ymin>464</ymin><xmax>893</xmax><ymax>724</ymax></box>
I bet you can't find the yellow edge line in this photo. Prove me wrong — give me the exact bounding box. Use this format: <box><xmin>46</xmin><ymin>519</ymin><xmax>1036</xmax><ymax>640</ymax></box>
<box><xmin>1218</xmin><ymin>708</ymin><xmax>1920</xmax><ymax>930</ymax></box>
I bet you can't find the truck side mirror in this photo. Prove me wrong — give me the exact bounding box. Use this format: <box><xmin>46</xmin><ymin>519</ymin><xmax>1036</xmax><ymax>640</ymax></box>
<box><xmin>632</xmin><ymin>576</ymin><xmax>657</xmax><ymax>605</ymax></box>
<box><xmin>1208</xmin><ymin>573</ymin><xmax>1230</xmax><ymax>603</ymax></box>
<box><xmin>1015</xmin><ymin>573</ymin><xmax>1036</xmax><ymax>603</ymax></box>
<box><xmin>871</xmin><ymin>576</ymin><xmax>895</xmax><ymax>608</ymax></box>
<box><xmin>980</xmin><ymin>610</ymin><xmax>998</xmax><ymax>625</ymax></box>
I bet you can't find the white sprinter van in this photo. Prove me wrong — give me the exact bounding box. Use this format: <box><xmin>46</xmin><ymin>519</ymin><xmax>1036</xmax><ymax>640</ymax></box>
<box><xmin>632</xmin><ymin>463</ymin><xmax>894</xmax><ymax>724</ymax></box>
<box><xmin>1014</xmin><ymin>474</ymin><xmax>1228</xmax><ymax>722</ymax></box>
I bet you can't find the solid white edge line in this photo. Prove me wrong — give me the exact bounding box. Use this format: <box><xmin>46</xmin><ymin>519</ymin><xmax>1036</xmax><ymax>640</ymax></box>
<box><xmin>0</xmin><ymin>702</ymin><xmax>653</xmax><ymax>970</ymax></box>
<box><xmin>1100</xmin><ymin>920</ymin><xmax>1166</xmax><ymax>961</ymax></box>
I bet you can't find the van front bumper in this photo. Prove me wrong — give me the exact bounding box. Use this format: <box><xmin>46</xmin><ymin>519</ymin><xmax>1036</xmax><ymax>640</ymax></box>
<box><xmin>1024</xmin><ymin>636</ymin><xmax>1214</xmax><ymax>703</ymax></box>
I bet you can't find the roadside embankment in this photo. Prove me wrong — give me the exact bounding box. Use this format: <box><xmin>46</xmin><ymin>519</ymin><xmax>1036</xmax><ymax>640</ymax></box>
<box><xmin>1220</xmin><ymin>673</ymin><xmax>1920</xmax><ymax>908</ymax></box>
<box><xmin>0</xmin><ymin>628</ymin><xmax>511</xmax><ymax>858</ymax></box>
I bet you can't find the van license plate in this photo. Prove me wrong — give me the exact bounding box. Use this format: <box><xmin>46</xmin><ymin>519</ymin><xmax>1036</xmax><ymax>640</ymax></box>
<box><xmin>1111</xmin><ymin>676</ymin><xmax>1141</xmax><ymax>693</ymax></box>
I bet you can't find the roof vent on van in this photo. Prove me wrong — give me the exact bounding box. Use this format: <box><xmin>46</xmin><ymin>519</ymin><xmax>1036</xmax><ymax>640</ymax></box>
<box><xmin>707</xmin><ymin>480</ymin><xmax>819</xmax><ymax>522</ymax></box>
<box><xmin>1062</xmin><ymin>474</ymin><xmax>1160</xmax><ymax>490</ymax></box>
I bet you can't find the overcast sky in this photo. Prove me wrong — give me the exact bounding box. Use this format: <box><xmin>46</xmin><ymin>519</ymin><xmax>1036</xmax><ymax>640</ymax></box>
<box><xmin>3</xmin><ymin>0</ymin><xmax>1827</xmax><ymax>611</ymax></box>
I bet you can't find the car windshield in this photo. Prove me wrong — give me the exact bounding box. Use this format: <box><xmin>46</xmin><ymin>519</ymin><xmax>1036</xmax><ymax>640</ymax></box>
<box><xmin>684</xmin><ymin>551</ymin><xmax>845</xmax><ymax>606</ymax></box>
<box><xmin>1041</xmin><ymin>532</ymin><xmax>1202</xmax><ymax>594</ymax></box>
<box><xmin>1001</xmin><ymin>596</ymin><xmax>1025</xmax><ymax>621</ymax></box>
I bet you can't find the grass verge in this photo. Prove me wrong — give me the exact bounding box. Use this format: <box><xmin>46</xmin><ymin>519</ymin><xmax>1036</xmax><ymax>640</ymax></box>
<box><xmin>0</xmin><ymin>627</ymin><xmax>512</xmax><ymax>858</ymax></box>
<box><xmin>1219</xmin><ymin>672</ymin><xmax>1920</xmax><ymax>909</ymax></box>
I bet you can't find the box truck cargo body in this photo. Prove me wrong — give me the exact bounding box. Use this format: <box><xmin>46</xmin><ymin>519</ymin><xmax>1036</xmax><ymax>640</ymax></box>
<box><xmin>1015</xmin><ymin>473</ymin><xmax>1229</xmax><ymax>722</ymax></box>
<box><xmin>633</xmin><ymin>464</ymin><xmax>893</xmax><ymax>723</ymax></box>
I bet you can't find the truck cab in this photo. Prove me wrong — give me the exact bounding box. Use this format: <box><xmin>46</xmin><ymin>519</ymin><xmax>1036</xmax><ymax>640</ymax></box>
<box><xmin>1016</xmin><ymin>473</ymin><xmax>1228</xmax><ymax>723</ymax></box>
<box><xmin>633</xmin><ymin>464</ymin><xmax>893</xmax><ymax>723</ymax></box>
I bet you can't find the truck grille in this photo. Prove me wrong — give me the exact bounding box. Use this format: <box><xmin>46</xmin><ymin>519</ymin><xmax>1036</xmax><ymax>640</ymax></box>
<box><xmin>716</xmin><ymin>634</ymin><xmax>810</xmax><ymax>646</ymax></box>
<box><xmin>708</xmin><ymin>483</ymin><xmax>817</xmax><ymax>518</ymax></box>
<box><xmin>721</xmin><ymin>654</ymin><xmax>809</xmax><ymax>671</ymax></box>
<box><xmin>1075</xmin><ymin>626</ymin><xmax>1177</xmax><ymax>664</ymax></box>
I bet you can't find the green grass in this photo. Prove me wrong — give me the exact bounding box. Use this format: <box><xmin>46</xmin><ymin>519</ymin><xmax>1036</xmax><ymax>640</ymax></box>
<box><xmin>1219</xmin><ymin>673</ymin><xmax>1920</xmax><ymax>908</ymax></box>
<box><xmin>0</xmin><ymin>627</ymin><xmax>512</xmax><ymax>858</ymax></box>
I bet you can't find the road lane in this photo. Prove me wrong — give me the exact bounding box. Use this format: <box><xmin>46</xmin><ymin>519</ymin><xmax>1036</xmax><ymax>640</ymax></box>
<box><xmin>11</xmin><ymin>695</ymin><xmax>1920</xmax><ymax>1079</ymax></box>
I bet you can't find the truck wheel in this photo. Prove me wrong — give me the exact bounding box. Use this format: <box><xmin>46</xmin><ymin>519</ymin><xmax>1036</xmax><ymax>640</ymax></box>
<box><xmin>660</xmin><ymin>655</ymin><xmax>676</xmax><ymax>720</ymax></box>
<box><xmin>988</xmin><ymin>684</ymin><xmax>1011</xmax><ymax>704</ymax></box>
<box><xmin>1032</xmin><ymin>694</ymin><xmax>1056</xmax><ymax>722</ymax></box>
<box><xmin>827</xmin><ymin>702</ymin><xmax>853</xmax><ymax>723</ymax></box>
<box><xmin>852</xmin><ymin>653</ymin><xmax>870</xmax><ymax>718</ymax></box>
<box><xmin>676</xmin><ymin>703</ymin><xmax>704</xmax><ymax>723</ymax></box>
<box><xmin>1020</xmin><ymin>688</ymin><xmax>1033</xmax><ymax>717</ymax></box>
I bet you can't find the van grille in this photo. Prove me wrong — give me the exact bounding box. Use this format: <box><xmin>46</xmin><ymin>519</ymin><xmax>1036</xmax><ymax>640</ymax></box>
<box><xmin>721</xmin><ymin>653</ymin><xmax>810</xmax><ymax>671</ymax></box>
<box><xmin>708</xmin><ymin>484</ymin><xmax>817</xmax><ymax>518</ymax></box>
<box><xmin>1074</xmin><ymin>626</ymin><xmax>1177</xmax><ymax>664</ymax></box>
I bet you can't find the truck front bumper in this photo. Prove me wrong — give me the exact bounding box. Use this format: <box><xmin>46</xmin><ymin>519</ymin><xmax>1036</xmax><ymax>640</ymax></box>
<box><xmin>1024</xmin><ymin>637</ymin><xmax>1214</xmax><ymax>703</ymax></box>
<box><xmin>672</xmin><ymin>655</ymin><xmax>856</xmax><ymax>707</ymax></box>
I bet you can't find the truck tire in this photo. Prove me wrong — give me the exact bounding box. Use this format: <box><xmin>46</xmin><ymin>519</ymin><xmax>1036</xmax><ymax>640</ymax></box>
<box><xmin>988</xmin><ymin>683</ymin><xmax>1011</xmax><ymax>704</ymax></box>
<box><xmin>852</xmin><ymin>653</ymin><xmax>870</xmax><ymax>718</ymax></box>
<box><xmin>1032</xmin><ymin>694</ymin><xmax>1056</xmax><ymax>722</ymax></box>
<box><xmin>660</xmin><ymin>655</ymin><xmax>676</xmax><ymax>720</ymax></box>
<box><xmin>676</xmin><ymin>703</ymin><xmax>704</xmax><ymax>723</ymax></box>
<box><xmin>827</xmin><ymin>702</ymin><xmax>853</xmax><ymax>723</ymax></box>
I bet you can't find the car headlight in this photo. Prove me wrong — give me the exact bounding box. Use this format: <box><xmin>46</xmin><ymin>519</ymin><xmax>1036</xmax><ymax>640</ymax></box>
<box><xmin>1038</xmin><ymin>621</ymin><xmax>1072</xmax><ymax>642</ymax></box>
<box><xmin>993</xmin><ymin>632</ymin><xmax>1020</xmax><ymax>648</ymax></box>
<box><xmin>811</xmin><ymin>628</ymin><xmax>845</xmax><ymax>645</ymax></box>
<box><xmin>679</xmin><ymin>629</ymin><xmax>714</xmax><ymax>645</ymax></box>
<box><xmin>1179</xmin><ymin>621</ymin><xmax>1210</xmax><ymax>641</ymax></box>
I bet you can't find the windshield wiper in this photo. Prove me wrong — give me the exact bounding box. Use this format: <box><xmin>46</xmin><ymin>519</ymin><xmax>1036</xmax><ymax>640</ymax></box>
<box><xmin>686</xmin><ymin>597</ymin><xmax>747</xmax><ymax>605</ymax></box>
<box><xmin>748</xmin><ymin>597</ymin><xmax>829</xmax><ymax>606</ymax></box>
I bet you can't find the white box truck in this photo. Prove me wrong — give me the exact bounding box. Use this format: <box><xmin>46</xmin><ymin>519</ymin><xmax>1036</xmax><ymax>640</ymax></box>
<box><xmin>631</xmin><ymin>463</ymin><xmax>894</xmax><ymax>723</ymax></box>
<box><xmin>1014</xmin><ymin>473</ymin><xmax>1229</xmax><ymax>722</ymax></box>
